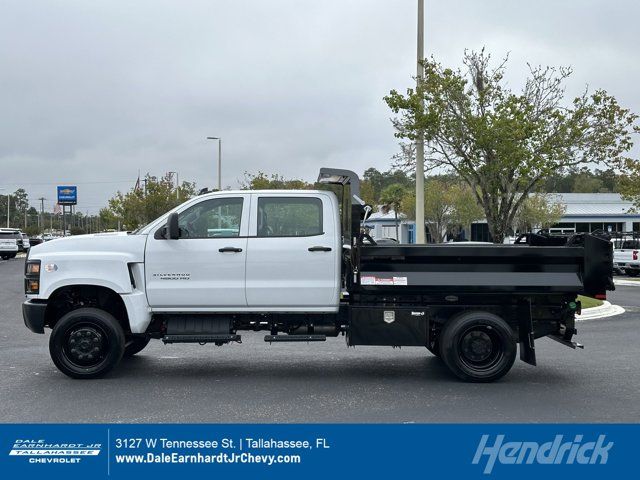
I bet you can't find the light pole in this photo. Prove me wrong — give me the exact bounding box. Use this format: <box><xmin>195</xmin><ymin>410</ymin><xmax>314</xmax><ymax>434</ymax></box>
<box><xmin>206</xmin><ymin>136</ymin><xmax>222</xmax><ymax>190</ymax></box>
<box><xmin>415</xmin><ymin>0</ymin><xmax>426</xmax><ymax>244</ymax></box>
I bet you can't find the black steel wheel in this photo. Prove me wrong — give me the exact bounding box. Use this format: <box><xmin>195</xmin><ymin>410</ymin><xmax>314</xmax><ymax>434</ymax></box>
<box><xmin>124</xmin><ymin>335</ymin><xmax>151</xmax><ymax>357</ymax></box>
<box><xmin>49</xmin><ymin>308</ymin><xmax>125</xmax><ymax>379</ymax></box>
<box><xmin>439</xmin><ymin>311</ymin><xmax>516</xmax><ymax>382</ymax></box>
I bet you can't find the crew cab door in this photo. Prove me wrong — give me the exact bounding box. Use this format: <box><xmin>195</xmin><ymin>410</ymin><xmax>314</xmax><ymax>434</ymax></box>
<box><xmin>145</xmin><ymin>194</ymin><xmax>250</xmax><ymax>309</ymax></box>
<box><xmin>245</xmin><ymin>193</ymin><xmax>340</xmax><ymax>310</ymax></box>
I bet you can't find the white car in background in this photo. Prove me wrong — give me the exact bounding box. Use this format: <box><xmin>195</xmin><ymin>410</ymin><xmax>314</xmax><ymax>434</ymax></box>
<box><xmin>20</xmin><ymin>233</ymin><xmax>30</xmax><ymax>252</ymax></box>
<box><xmin>613</xmin><ymin>236</ymin><xmax>640</xmax><ymax>277</ymax></box>
<box><xmin>0</xmin><ymin>229</ymin><xmax>20</xmax><ymax>260</ymax></box>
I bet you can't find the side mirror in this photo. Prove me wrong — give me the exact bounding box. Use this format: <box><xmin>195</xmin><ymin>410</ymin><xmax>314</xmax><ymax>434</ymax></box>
<box><xmin>167</xmin><ymin>212</ymin><xmax>180</xmax><ymax>239</ymax></box>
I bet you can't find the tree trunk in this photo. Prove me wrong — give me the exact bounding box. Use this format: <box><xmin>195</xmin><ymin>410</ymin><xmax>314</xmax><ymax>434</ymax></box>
<box><xmin>394</xmin><ymin>211</ymin><xmax>399</xmax><ymax>241</ymax></box>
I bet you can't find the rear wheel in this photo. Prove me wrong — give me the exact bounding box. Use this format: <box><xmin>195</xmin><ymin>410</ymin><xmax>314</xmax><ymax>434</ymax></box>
<box><xmin>124</xmin><ymin>335</ymin><xmax>151</xmax><ymax>357</ymax></box>
<box><xmin>626</xmin><ymin>270</ymin><xmax>639</xmax><ymax>277</ymax></box>
<box><xmin>439</xmin><ymin>311</ymin><xmax>516</xmax><ymax>382</ymax></box>
<box><xmin>49</xmin><ymin>308</ymin><xmax>125</xmax><ymax>379</ymax></box>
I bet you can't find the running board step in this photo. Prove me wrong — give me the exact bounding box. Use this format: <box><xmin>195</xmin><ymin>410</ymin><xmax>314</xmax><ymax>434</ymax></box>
<box><xmin>264</xmin><ymin>334</ymin><xmax>326</xmax><ymax>343</ymax></box>
<box><xmin>163</xmin><ymin>334</ymin><xmax>241</xmax><ymax>344</ymax></box>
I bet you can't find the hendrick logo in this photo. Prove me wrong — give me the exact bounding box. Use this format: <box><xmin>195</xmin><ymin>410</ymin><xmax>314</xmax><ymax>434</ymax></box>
<box><xmin>472</xmin><ymin>434</ymin><xmax>613</xmax><ymax>474</ymax></box>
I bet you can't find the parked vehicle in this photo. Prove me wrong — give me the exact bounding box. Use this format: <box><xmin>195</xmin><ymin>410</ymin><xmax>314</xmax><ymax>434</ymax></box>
<box><xmin>0</xmin><ymin>230</ymin><xmax>20</xmax><ymax>259</ymax></box>
<box><xmin>20</xmin><ymin>233</ymin><xmax>30</xmax><ymax>252</ymax></box>
<box><xmin>29</xmin><ymin>237</ymin><xmax>44</xmax><ymax>247</ymax></box>
<box><xmin>23</xmin><ymin>168</ymin><xmax>614</xmax><ymax>382</ymax></box>
<box><xmin>612</xmin><ymin>232</ymin><xmax>640</xmax><ymax>276</ymax></box>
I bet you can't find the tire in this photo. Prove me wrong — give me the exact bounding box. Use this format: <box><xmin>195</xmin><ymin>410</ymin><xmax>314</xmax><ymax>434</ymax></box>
<box><xmin>0</xmin><ymin>254</ymin><xmax>8</xmax><ymax>260</ymax></box>
<box><xmin>439</xmin><ymin>311</ymin><xmax>517</xmax><ymax>383</ymax></box>
<box><xmin>626</xmin><ymin>270</ymin><xmax>639</xmax><ymax>277</ymax></box>
<box><xmin>124</xmin><ymin>335</ymin><xmax>151</xmax><ymax>357</ymax></box>
<box><xmin>49</xmin><ymin>308</ymin><xmax>125</xmax><ymax>379</ymax></box>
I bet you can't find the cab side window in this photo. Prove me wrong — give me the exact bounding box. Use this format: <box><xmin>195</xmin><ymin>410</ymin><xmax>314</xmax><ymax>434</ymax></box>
<box><xmin>178</xmin><ymin>198</ymin><xmax>243</xmax><ymax>238</ymax></box>
<box><xmin>257</xmin><ymin>197</ymin><xmax>323</xmax><ymax>237</ymax></box>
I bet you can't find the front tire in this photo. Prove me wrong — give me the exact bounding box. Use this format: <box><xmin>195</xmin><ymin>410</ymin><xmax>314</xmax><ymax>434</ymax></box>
<box><xmin>439</xmin><ymin>311</ymin><xmax>516</xmax><ymax>383</ymax></box>
<box><xmin>49</xmin><ymin>308</ymin><xmax>125</xmax><ymax>379</ymax></box>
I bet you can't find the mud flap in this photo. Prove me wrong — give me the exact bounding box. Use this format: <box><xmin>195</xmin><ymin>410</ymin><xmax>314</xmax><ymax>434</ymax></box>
<box><xmin>518</xmin><ymin>300</ymin><xmax>537</xmax><ymax>366</ymax></box>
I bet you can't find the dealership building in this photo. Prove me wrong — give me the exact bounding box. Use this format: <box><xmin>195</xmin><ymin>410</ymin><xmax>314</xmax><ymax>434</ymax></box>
<box><xmin>366</xmin><ymin>193</ymin><xmax>640</xmax><ymax>243</ymax></box>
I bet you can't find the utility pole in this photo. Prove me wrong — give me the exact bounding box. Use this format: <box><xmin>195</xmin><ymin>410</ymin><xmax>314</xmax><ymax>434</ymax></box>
<box><xmin>38</xmin><ymin>197</ymin><xmax>45</xmax><ymax>233</ymax></box>
<box><xmin>206</xmin><ymin>137</ymin><xmax>222</xmax><ymax>190</ymax></box>
<box><xmin>6</xmin><ymin>193</ymin><xmax>10</xmax><ymax>228</ymax></box>
<box><xmin>415</xmin><ymin>0</ymin><xmax>426</xmax><ymax>244</ymax></box>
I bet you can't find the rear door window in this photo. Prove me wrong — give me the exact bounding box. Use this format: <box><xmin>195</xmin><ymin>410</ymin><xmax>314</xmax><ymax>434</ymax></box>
<box><xmin>257</xmin><ymin>197</ymin><xmax>323</xmax><ymax>237</ymax></box>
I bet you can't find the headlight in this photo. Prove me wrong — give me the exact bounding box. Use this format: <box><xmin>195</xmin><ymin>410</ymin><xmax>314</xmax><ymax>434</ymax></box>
<box><xmin>26</xmin><ymin>262</ymin><xmax>40</xmax><ymax>275</ymax></box>
<box><xmin>25</xmin><ymin>260</ymin><xmax>41</xmax><ymax>294</ymax></box>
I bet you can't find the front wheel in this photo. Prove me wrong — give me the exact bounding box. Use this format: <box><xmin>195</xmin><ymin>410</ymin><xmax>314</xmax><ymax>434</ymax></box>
<box><xmin>49</xmin><ymin>308</ymin><xmax>125</xmax><ymax>379</ymax></box>
<box><xmin>626</xmin><ymin>270</ymin><xmax>639</xmax><ymax>277</ymax></box>
<box><xmin>439</xmin><ymin>311</ymin><xmax>516</xmax><ymax>382</ymax></box>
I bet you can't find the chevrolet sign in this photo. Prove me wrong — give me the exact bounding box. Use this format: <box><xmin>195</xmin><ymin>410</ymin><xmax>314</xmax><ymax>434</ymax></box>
<box><xmin>57</xmin><ymin>186</ymin><xmax>77</xmax><ymax>205</ymax></box>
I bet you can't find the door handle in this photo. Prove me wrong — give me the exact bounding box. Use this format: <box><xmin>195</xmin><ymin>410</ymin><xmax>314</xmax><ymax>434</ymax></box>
<box><xmin>308</xmin><ymin>246</ymin><xmax>332</xmax><ymax>252</ymax></box>
<box><xmin>219</xmin><ymin>247</ymin><xmax>243</xmax><ymax>253</ymax></box>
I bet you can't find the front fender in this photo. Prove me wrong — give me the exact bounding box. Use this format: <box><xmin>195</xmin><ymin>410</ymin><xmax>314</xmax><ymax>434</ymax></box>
<box><xmin>35</xmin><ymin>253</ymin><xmax>137</xmax><ymax>299</ymax></box>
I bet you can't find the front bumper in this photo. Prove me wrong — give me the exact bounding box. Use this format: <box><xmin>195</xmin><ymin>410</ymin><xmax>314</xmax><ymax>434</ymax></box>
<box><xmin>23</xmin><ymin>300</ymin><xmax>47</xmax><ymax>334</ymax></box>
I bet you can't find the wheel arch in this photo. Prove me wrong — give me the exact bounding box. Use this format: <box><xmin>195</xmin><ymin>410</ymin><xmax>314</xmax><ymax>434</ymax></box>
<box><xmin>44</xmin><ymin>284</ymin><xmax>131</xmax><ymax>334</ymax></box>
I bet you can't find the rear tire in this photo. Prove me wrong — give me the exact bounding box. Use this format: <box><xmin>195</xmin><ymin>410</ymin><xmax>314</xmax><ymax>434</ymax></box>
<box><xmin>49</xmin><ymin>308</ymin><xmax>125</xmax><ymax>379</ymax></box>
<box><xmin>124</xmin><ymin>336</ymin><xmax>151</xmax><ymax>357</ymax></box>
<box><xmin>440</xmin><ymin>311</ymin><xmax>516</xmax><ymax>383</ymax></box>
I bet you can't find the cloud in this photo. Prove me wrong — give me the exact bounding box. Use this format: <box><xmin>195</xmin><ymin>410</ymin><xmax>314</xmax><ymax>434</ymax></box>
<box><xmin>0</xmin><ymin>0</ymin><xmax>638</xmax><ymax>213</ymax></box>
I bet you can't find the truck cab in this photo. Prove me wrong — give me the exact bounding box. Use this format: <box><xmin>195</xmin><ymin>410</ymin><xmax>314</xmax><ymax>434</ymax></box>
<box><xmin>142</xmin><ymin>190</ymin><xmax>341</xmax><ymax>312</ymax></box>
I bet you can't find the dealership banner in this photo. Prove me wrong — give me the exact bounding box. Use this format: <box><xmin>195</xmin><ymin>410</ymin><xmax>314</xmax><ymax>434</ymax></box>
<box><xmin>0</xmin><ymin>423</ymin><xmax>634</xmax><ymax>479</ymax></box>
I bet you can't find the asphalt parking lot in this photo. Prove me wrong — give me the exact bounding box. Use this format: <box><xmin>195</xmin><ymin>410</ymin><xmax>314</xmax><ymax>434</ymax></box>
<box><xmin>1</xmin><ymin>256</ymin><xmax>639</xmax><ymax>423</ymax></box>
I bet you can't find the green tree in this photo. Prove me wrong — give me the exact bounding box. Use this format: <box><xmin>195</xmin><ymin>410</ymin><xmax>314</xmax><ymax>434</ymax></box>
<box><xmin>380</xmin><ymin>183</ymin><xmax>407</xmax><ymax>241</ymax></box>
<box><xmin>385</xmin><ymin>49</ymin><xmax>639</xmax><ymax>243</ymax></box>
<box><xmin>107</xmin><ymin>173</ymin><xmax>197</xmax><ymax>230</ymax></box>
<box><xmin>514</xmin><ymin>194</ymin><xmax>566</xmax><ymax>233</ymax></box>
<box><xmin>361</xmin><ymin>168</ymin><xmax>413</xmax><ymax>205</ymax></box>
<box><xmin>405</xmin><ymin>179</ymin><xmax>483</xmax><ymax>242</ymax></box>
<box><xmin>241</xmin><ymin>172</ymin><xmax>313</xmax><ymax>190</ymax></box>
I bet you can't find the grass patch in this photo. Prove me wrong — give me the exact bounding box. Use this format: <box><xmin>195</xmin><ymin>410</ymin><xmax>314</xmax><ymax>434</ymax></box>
<box><xmin>578</xmin><ymin>295</ymin><xmax>604</xmax><ymax>309</ymax></box>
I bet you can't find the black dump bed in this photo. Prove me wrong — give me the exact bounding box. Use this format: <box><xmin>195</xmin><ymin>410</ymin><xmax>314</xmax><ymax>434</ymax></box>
<box><xmin>354</xmin><ymin>233</ymin><xmax>614</xmax><ymax>298</ymax></box>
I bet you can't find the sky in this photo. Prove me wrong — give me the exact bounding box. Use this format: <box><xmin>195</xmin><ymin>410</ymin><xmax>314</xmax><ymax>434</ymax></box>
<box><xmin>1</xmin><ymin>0</ymin><xmax>639</xmax><ymax>214</ymax></box>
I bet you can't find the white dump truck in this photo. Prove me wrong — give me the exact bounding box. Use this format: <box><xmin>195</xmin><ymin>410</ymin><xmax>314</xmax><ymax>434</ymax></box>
<box><xmin>22</xmin><ymin>169</ymin><xmax>614</xmax><ymax>382</ymax></box>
